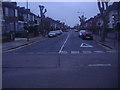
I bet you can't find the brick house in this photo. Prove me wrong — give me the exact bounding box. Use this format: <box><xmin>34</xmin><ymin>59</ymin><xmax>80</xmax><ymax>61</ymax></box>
<box><xmin>1</xmin><ymin>2</ymin><xmax>38</xmax><ymax>42</ymax></box>
<box><xmin>85</xmin><ymin>2</ymin><xmax>120</xmax><ymax>36</ymax></box>
<box><xmin>2</xmin><ymin>2</ymin><xmax>18</xmax><ymax>41</ymax></box>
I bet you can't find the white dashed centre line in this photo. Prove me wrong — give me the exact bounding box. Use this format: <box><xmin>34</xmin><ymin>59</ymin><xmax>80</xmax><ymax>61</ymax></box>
<box><xmin>59</xmin><ymin>34</ymin><xmax>70</xmax><ymax>53</ymax></box>
<box><xmin>94</xmin><ymin>51</ymin><xmax>104</xmax><ymax>53</ymax></box>
<box><xmin>71</xmin><ymin>51</ymin><xmax>79</xmax><ymax>54</ymax></box>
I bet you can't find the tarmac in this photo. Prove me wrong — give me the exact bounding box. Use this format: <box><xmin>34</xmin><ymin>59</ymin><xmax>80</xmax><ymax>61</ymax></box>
<box><xmin>2</xmin><ymin>34</ymin><xmax>119</xmax><ymax>52</ymax></box>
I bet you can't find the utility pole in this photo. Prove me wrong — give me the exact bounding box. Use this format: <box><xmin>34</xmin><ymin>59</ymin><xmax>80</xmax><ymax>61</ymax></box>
<box><xmin>39</xmin><ymin>5</ymin><xmax>47</xmax><ymax>37</ymax></box>
<box><xmin>112</xmin><ymin>15</ymin><xmax>116</xmax><ymax>48</ymax></box>
<box><xmin>26</xmin><ymin>0</ymin><xmax>29</xmax><ymax>42</ymax></box>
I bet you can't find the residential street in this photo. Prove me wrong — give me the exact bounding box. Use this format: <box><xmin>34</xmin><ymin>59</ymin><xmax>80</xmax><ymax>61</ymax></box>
<box><xmin>2</xmin><ymin>29</ymin><xmax>118</xmax><ymax>88</ymax></box>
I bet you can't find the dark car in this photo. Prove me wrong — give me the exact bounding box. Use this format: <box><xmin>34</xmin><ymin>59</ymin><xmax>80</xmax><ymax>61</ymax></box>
<box><xmin>79</xmin><ymin>30</ymin><xmax>93</xmax><ymax>40</ymax></box>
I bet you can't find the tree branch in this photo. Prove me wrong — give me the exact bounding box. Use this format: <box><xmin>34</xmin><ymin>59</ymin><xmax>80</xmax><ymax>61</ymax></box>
<box><xmin>105</xmin><ymin>2</ymin><xmax>109</xmax><ymax>10</ymax></box>
<box><xmin>102</xmin><ymin>2</ymin><xmax>105</xmax><ymax>11</ymax></box>
<box><xmin>97</xmin><ymin>0</ymin><xmax>103</xmax><ymax>13</ymax></box>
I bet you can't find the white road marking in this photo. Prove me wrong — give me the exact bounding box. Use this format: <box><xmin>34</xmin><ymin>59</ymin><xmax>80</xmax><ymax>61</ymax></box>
<box><xmin>82</xmin><ymin>51</ymin><xmax>92</xmax><ymax>54</ymax></box>
<box><xmin>80</xmin><ymin>43</ymin><xmax>93</xmax><ymax>47</ymax></box>
<box><xmin>94</xmin><ymin>51</ymin><xmax>104</xmax><ymax>53</ymax></box>
<box><xmin>60</xmin><ymin>51</ymin><xmax>68</xmax><ymax>54</ymax></box>
<box><xmin>106</xmin><ymin>50</ymin><xmax>116</xmax><ymax>53</ymax></box>
<box><xmin>88</xmin><ymin>64</ymin><xmax>111</xmax><ymax>67</ymax></box>
<box><xmin>59</xmin><ymin>35</ymin><xmax>70</xmax><ymax>53</ymax></box>
<box><xmin>71</xmin><ymin>51</ymin><xmax>79</xmax><ymax>54</ymax></box>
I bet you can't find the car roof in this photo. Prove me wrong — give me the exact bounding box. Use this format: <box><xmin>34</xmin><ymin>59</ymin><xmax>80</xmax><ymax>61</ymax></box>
<box><xmin>79</xmin><ymin>30</ymin><xmax>86</xmax><ymax>32</ymax></box>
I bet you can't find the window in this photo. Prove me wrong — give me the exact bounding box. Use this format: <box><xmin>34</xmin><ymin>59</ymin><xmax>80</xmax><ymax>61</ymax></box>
<box><xmin>15</xmin><ymin>9</ymin><xmax>18</xmax><ymax>17</ymax></box>
<box><xmin>28</xmin><ymin>14</ymin><xmax>30</xmax><ymax>21</ymax></box>
<box><xmin>18</xmin><ymin>22</ymin><xmax>24</xmax><ymax>31</ymax></box>
<box><xmin>5</xmin><ymin>7</ymin><xmax>8</xmax><ymax>16</ymax></box>
<box><xmin>9</xmin><ymin>8</ymin><xmax>14</xmax><ymax>17</ymax></box>
<box><xmin>23</xmin><ymin>14</ymin><xmax>27</xmax><ymax>21</ymax></box>
<box><xmin>15</xmin><ymin>22</ymin><xmax>18</xmax><ymax>31</ymax></box>
<box><xmin>9</xmin><ymin>22</ymin><xmax>14</xmax><ymax>31</ymax></box>
<box><xmin>32</xmin><ymin>15</ymin><xmax>34</xmax><ymax>21</ymax></box>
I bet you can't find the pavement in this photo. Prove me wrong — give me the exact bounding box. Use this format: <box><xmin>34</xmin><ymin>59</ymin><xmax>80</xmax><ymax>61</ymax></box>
<box><xmin>94</xmin><ymin>34</ymin><xmax>119</xmax><ymax>51</ymax></box>
<box><xmin>2</xmin><ymin>30</ymin><xmax>118</xmax><ymax>88</ymax></box>
<box><xmin>2</xmin><ymin>36</ymin><xmax>46</xmax><ymax>52</ymax></box>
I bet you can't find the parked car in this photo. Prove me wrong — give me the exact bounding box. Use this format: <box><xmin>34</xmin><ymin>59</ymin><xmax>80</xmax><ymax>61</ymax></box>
<box><xmin>56</xmin><ymin>30</ymin><xmax>63</xmax><ymax>35</ymax></box>
<box><xmin>79</xmin><ymin>30</ymin><xmax>93</xmax><ymax>40</ymax></box>
<box><xmin>59</xmin><ymin>30</ymin><xmax>63</xmax><ymax>34</ymax></box>
<box><xmin>55</xmin><ymin>30</ymin><xmax>61</xmax><ymax>35</ymax></box>
<box><xmin>79</xmin><ymin>30</ymin><xmax>86</xmax><ymax>37</ymax></box>
<box><xmin>75</xmin><ymin>29</ymin><xmax>79</xmax><ymax>32</ymax></box>
<box><xmin>48</xmin><ymin>31</ymin><xmax>57</xmax><ymax>37</ymax></box>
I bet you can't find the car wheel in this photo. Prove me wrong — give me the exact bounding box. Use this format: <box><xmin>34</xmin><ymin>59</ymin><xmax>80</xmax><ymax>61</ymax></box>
<box><xmin>91</xmin><ymin>38</ymin><xmax>93</xmax><ymax>40</ymax></box>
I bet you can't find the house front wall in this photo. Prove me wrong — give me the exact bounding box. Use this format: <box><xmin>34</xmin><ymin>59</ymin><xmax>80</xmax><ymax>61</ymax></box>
<box><xmin>108</xmin><ymin>10</ymin><xmax>118</xmax><ymax>29</ymax></box>
<box><xmin>2</xmin><ymin>2</ymin><xmax>17</xmax><ymax>33</ymax></box>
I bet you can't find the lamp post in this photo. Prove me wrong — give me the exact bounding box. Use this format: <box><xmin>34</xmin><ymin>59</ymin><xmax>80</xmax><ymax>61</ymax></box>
<box><xmin>112</xmin><ymin>15</ymin><xmax>116</xmax><ymax>48</ymax></box>
<box><xmin>26</xmin><ymin>0</ymin><xmax>29</xmax><ymax>42</ymax></box>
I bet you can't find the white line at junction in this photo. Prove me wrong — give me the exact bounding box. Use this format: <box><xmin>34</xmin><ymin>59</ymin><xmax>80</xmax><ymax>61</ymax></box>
<box><xmin>88</xmin><ymin>64</ymin><xmax>111</xmax><ymax>67</ymax></box>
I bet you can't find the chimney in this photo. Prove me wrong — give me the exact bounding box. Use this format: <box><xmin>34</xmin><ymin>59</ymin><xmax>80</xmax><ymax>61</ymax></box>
<box><xmin>26</xmin><ymin>9</ymin><xmax>30</xmax><ymax>12</ymax></box>
<box><xmin>12</xmin><ymin>2</ymin><xmax>17</xmax><ymax>6</ymax></box>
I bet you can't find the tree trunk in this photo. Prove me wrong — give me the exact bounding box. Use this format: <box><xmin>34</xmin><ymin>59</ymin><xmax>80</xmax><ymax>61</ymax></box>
<box><xmin>100</xmin><ymin>16</ymin><xmax>108</xmax><ymax>42</ymax></box>
<box><xmin>97</xmin><ymin>1</ymin><xmax>109</xmax><ymax>42</ymax></box>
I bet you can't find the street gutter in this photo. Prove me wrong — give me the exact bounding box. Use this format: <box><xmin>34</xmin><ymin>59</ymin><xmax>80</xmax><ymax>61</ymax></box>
<box><xmin>7</xmin><ymin>41</ymin><xmax>35</xmax><ymax>51</ymax></box>
<box><xmin>3</xmin><ymin>37</ymin><xmax>48</xmax><ymax>52</ymax></box>
<box><xmin>94</xmin><ymin>40</ymin><xmax>113</xmax><ymax>50</ymax></box>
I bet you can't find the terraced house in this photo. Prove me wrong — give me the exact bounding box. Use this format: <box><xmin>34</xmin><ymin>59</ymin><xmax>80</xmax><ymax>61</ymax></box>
<box><xmin>84</xmin><ymin>2</ymin><xmax>120</xmax><ymax>39</ymax></box>
<box><xmin>2</xmin><ymin>2</ymin><xmax>38</xmax><ymax>42</ymax></box>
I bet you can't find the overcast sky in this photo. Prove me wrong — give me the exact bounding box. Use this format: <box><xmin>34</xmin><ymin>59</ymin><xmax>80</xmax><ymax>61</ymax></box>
<box><xmin>17</xmin><ymin>2</ymin><xmax>100</xmax><ymax>27</ymax></box>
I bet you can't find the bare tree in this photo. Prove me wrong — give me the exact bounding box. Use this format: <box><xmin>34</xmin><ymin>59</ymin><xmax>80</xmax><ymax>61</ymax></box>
<box><xmin>97</xmin><ymin>0</ymin><xmax>110</xmax><ymax>42</ymax></box>
<box><xmin>39</xmin><ymin>5</ymin><xmax>47</xmax><ymax>37</ymax></box>
<box><xmin>79</xmin><ymin>15</ymin><xmax>86</xmax><ymax>30</ymax></box>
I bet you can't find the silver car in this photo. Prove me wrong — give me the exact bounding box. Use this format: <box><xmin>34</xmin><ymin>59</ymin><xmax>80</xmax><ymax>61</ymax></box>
<box><xmin>48</xmin><ymin>31</ymin><xmax>57</xmax><ymax>37</ymax></box>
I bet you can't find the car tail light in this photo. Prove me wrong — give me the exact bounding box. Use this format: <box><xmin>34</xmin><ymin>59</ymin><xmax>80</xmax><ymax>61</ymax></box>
<box><xmin>90</xmin><ymin>34</ymin><xmax>93</xmax><ymax>36</ymax></box>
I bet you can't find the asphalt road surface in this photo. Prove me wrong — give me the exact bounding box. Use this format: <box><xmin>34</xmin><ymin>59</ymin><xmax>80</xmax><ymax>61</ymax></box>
<box><xmin>2</xmin><ymin>29</ymin><xmax>118</xmax><ymax>88</ymax></box>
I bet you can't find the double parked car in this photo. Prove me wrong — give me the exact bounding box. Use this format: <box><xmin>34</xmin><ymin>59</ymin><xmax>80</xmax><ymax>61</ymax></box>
<box><xmin>48</xmin><ymin>30</ymin><xmax>63</xmax><ymax>37</ymax></box>
<box><xmin>79</xmin><ymin>30</ymin><xmax>93</xmax><ymax>40</ymax></box>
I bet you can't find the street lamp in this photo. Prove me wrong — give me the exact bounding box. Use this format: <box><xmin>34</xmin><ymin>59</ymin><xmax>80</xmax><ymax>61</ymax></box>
<box><xmin>27</xmin><ymin>30</ymin><xmax>29</xmax><ymax>42</ymax></box>
<box><xmin>26</xmin><ymin>0</ymin><xmax>29</xmax><ymax>42</ymax></box>
<box><xmin>112</xmin><ymin>15</ymin><xmax>116</xmax><ymax>48</ymax></box>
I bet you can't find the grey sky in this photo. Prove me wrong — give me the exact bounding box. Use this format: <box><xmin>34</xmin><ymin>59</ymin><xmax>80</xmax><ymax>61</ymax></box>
<box><xmin>17</xmin><ymin>2</ymin><xmax>100</xmax><ymax>27</ymax></box>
